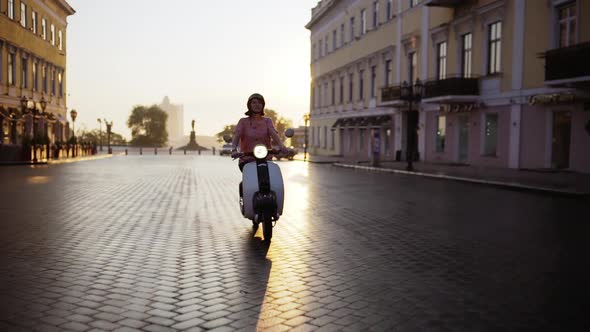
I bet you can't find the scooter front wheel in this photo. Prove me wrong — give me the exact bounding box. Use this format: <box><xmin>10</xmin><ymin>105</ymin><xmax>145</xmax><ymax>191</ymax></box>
<box><xmin>262</xmin><ymin>214</ymin><xmax>273</xmax><ymax>242</ymax></box>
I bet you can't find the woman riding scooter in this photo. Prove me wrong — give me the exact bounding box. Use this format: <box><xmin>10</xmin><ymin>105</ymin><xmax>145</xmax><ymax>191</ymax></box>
<box><xmin>230</xmin><ymin>93</ymin><xmax>287</xmax><ymax>170</ymax></box>
<box><xmin>230</xmin><ymin>93</ymin><xmax>289</xmax><ymax>241</ymax></box>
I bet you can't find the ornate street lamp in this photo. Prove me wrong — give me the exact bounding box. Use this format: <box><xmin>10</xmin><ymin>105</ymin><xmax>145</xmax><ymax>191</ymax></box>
<box><xmin>400</xmin><ymin>79</ymin><xmax>423</xmax><ymax>171</ymax></box>
<box><xmin>97</xmin><ymin>118</ymin><xmax>103</xmax><ymax>152</ymax></box>
<box><xmin>70</xmin><ymin>109</ymin><xmax>77</xmax><ymax>157</ymax></box>
<box><xmin>105</xmin><ymin>119</ymin><xmax>113</xmax><ymax>154</ymax></box>
<box><xmin>26</xmin><ymin>99</ymin><xmax>37</xmax><ymax>162</ymax></box>
<box><xmin>303</xmin><ymin>113</ymin><xmax>310</xmax><ymax>162</ymax></box>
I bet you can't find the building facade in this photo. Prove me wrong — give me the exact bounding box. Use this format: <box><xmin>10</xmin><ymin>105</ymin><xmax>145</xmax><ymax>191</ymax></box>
<box><xmin>0</xmin><ymin>0</ymin><xmax>75</xmax><ymax>161</ymax></box>
<box><xmin>306</xmin><ymin>0</ymin><xmax>590</xmax><ymax>173</ymax></box>
<box><xmin>159</xmin><ymin>96</ymin><xmax>184</xmax><ymax>144</ymax></box>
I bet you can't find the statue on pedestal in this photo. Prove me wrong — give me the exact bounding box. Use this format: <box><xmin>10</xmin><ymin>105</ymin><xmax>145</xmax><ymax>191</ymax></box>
<box><xmin>177</xmin><ymin>119</ymin><xmax>208</xmax><ymax>152</ymax></box>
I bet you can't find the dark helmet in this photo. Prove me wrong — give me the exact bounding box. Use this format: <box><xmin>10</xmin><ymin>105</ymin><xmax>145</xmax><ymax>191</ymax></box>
<box><xmin>246</xmin><ymin>93</ymin><xmax>266</xmax><ymax>115</ymax></box>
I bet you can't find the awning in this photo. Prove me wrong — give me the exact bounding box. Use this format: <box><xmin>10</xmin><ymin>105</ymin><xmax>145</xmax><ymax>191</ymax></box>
<box><xmin>332</xmin><ymin>115</ymin><xmax>392</xmax><ymax>128</ymax></box>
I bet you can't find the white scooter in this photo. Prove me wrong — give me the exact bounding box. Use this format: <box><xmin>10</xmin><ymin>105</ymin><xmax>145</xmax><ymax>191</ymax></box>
<box><xmin>229</xmin><ymin>130</ymin><xmax>294</xmax><ymax>242</ymax></box>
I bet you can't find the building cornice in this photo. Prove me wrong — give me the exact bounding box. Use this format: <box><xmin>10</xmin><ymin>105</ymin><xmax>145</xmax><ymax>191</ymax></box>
<box><xmin>306</xmin><ymin>0</ymin><xmax>340</xmax><ymax>30</ymax></box>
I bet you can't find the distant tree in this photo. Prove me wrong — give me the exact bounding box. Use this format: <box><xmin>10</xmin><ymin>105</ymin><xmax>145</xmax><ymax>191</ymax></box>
<box><xmin>264</xmin><ymin>109</ymin><xmax>293</xmax><ymax>141</ymax></box>
<box><xmin>215</xmin><ymin>125</ymin><xmax>236</xmax><ymax>144</ymax></box>
<box><xmin>127</xmin><ymin>105</ymin><xmax>168</xmax><ymax>147</ymax></box>
<box><xmin>77</xmin><ymin>129</ymin><xmax>128</xmax><ymax>146</ymax></box>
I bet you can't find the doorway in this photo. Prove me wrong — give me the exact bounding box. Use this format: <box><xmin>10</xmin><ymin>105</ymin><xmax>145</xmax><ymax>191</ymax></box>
<box><xmin>552</xmin><ymin>111</ymin><xmax>571</xmax><ymax>169</ymax></box>
<box><xmin>458</xmin><ymin>115</ymin><xmax>469</xmax><ymax>163</ymax></box>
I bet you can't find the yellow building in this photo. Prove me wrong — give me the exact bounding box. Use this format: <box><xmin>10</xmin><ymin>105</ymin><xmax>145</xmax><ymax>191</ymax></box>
<box><xmin>306</xmin><ymin>0</ymin><xmax>590</xmax><ymax>172</ymax></box>
<box><xmin>0</xmin><ymin>0</ymin><xmax>75</xmax><ymax>161</ymax></box>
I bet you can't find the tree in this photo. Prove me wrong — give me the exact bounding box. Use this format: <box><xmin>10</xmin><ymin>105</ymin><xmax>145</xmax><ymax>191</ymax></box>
<box><xmin>264</xmin><ymin>109</ymin><xmax>293</xmax><ymax>141</ymax></box>
<box><xmin>127</xmin><ymin>105</ymin><xmax>168</xmax><ymax>147</ymax></box>
<box><xmin>77</xmin><ymin>129</ymin><xmax>127</xmax><ymax>146</ymax></box>
<box><xmin>215</xmin><ymin>125</ymin><xmax>236</xmax><ymax>144</ymax></box>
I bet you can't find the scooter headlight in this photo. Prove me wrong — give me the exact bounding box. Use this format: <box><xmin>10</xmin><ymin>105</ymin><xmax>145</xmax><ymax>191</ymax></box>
<box><xmin>253</xmin><ymin>145</ymin><xmax>268</xmax><ymax>159</ymax></box>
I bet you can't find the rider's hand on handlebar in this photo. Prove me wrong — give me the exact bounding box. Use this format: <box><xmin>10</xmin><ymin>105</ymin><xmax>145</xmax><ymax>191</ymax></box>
<box><xmin>231</xmin><ymin>150</ymin><xmax>241</xmax><ymax>159</ymax></box>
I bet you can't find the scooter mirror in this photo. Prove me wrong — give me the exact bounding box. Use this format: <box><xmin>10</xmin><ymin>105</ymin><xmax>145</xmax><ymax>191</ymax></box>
<box><xmin>223</xmin><ymin>134</ymin><xmax>232</xmax><ymax>143</ymax></box>
<box><xmin>284</xmin><ymin>128</ymin><xmax>294</xmax><ymax>138</ymax></box>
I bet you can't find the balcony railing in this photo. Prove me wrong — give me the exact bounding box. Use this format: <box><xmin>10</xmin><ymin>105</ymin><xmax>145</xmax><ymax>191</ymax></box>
<box><xmin>424</xmin><ymin>0</ymin><xmax>466</xmax><ymax>7</ymax></box>
<box><xmin>380</xmin><ymin>85</ymin><xmax>402</xmax><ymax>103</ymax></box>
<box><xmin>423</xmin><ymin>76</ymin><xmax>479</xmax><ymax>99</ymax></box>
<box><xmin>545</xmin><ymin>42</ymin><xmax>590</xmax><ymax>83</ymax></box>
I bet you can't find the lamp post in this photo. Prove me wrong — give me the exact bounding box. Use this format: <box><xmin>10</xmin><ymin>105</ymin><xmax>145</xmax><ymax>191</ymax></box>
<box><xmin>303</xmin><ymin>113</ymin><xmax>310</xmax><ymax>162</ymax></box>
<box><xmin>21</xmin><ymin>96</ymin><xmax>38</xmax><ymax>162</ymax></box>
<box><xmin>400</xmin><ymin>79</ymin><xmax>423</xmax><ymax>172</ymax></box>
<box><xmin>97</xmin><ymin>118</ymin><xmax>103</xmax><ymax>152</ymax></box>
<box><xmin>105</xmin><ymin>119</ymin><xmax>113</xmax><ymax>154</ymax></box>
<box><xmin>70</xmin><ymin>109</ymin><xmax>77</xmax><ymax>157</ymax></box>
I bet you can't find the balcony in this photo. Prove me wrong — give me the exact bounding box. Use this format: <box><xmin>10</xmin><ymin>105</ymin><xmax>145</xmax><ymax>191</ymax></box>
<box><xmin>379</xmin><ymin>85</ymin><xmax>403</xmax><ymax>107</ymax></box>
<box><xmin>424</xmin><ymin>0</ymin><xmax>467</xmax><ymax>7</ymax></box>
<box><xmin>422</xmin><ymin>76</ymin><xmax>479</xmax><ymax>103</ymax></box>
<box><xmin>544</xmin><ymin>42</ymin><xmax>590</xmax><ymax>87</ymax></box>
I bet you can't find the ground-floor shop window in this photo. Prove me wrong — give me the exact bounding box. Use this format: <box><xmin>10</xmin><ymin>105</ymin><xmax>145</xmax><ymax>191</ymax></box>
<box><xmin>435</xmin><ymin>115</ymin><xmax>446</xmax><ymax>152</ymax></box>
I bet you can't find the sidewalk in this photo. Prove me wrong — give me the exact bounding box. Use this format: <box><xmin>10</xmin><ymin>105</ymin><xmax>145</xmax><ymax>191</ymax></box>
<box><xmin>293</xmin><ymin>154</ymin><xmax>590</xmax><ymax>196</ymax></box>
<box><xmin>0</xmin><ymin>153</ymin><xmax>113</xmax><ymax>166</ymax></box>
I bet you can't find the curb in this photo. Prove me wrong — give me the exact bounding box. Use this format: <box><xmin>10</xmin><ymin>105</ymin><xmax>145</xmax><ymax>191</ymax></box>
<box><xmin>0</xmin><ymin>154</ymin><xmax>114</xmax><ymax>166</ymax></box>
<box><xmin>333</xmin><ymin>163</ymin><xmax>590</xmax><ymax>197</ymax></box>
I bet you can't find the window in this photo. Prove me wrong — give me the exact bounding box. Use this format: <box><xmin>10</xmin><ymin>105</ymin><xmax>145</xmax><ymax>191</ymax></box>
<box><xmin>359</xmin><ymin>129</ymin><xmax>366</xmax><ymax>151</ymax></box>
<box><xmin>32</xmin><ymin>11</ymin><xmax>37</xmax><ymax>34</ymax></box>
<box><xmin>370</xmin><ymin>66</ymin><xmax>377</xmax><ymax>98</ymax></box>
<box><xmin>349</xmin><ymin>128</ymin><xmax>354</xmax><ymax>152</ymax></box>
<box><xmin>58</xmin><ymin>71</ymin><xmax>63</xmax><ymax>97</ymax></box>
<box><xmin>8</xmin><ymin>53</ymin><xmax>15</xmax><ymax>86</ymax></box>
<box><xmin>323</xmin><ymin>126</ymin><xmax>328</xmax><ymax>148</ymax></box>
<box><xmin>410</xmin><ymin>0</ymin><xmax>420</xmax><ymax>8</ymax></box>
<box><xmin>350</xmin><ymin>17</ymin><xmax>355</xmax><ymax>42</ymax></box>
<box><xmin>349</xmin><ymin>73</ymin><xmax>354</xmax><ymax>102</ymax></box>
<box><xmin>42</xmin><ymin>64</ymin><xmax>47</xmax><ymax>93</ymax></box>
<box><xmin>435</xmin><ymin>116</ymin><xmax>446</xmax><ymax>152</ymax></box>
<box><xmin>484</xmin><ymin>113</ymin><xmax>498</xmax><ymax>156</ymax></box>
<box><xmin>58</xmin><ymin>30</ymin><xmax>63</xmax><ymax>50</ymax></box>
<box><xmin>359</xmin><ymin>70</ymin><xmax>364</xmax><ymax>100</ymax></box>
<box><xmin>461</xmin><ymin>33</ymin><xmax>472</xmax><ymax>78</ymax></box>
<box><xmin>8</xmin><ymin>0</ymin><xmax>15</xmax><ymax>20</ymax></box>
<box><xmin>20</xmin><ymin>2</ymin><xmax>26</xmax><ymax>27</ymax></box>
<box><xmin>312</xmin><ymin>43</ymin><xmax>316</xmax><ymax>60</ymax></box>
<box><xmin>51</xmin><ymin>69</ymin><xmax>56</xmax><ymax>95</ymax></box>
<box><xmin>385</xmin><ymin>128</ymin><xmax>391</xmax><ymax>152</ymax></box>
<box><xmin>332</xmin><ymin>30</ymin><xmax>337</xmax><ymax>51</ymax></box>
<box><xmin>558</xmin><ymin>2</ymin><xmax>577</xmax><ymax>47</ymax></box>
<box><xmin>385</xmin><ymin>60</ymin><xmax>392</xmax><ymax>86</ymax></box>
<box><xmin>339</xmin><ymin>76</ymin><xmax>344</xmax><ymax>104</ymax></box>
<box><xmin>437</xmin><ymin>41</ymin><xmax>447</xmax><ymax>80</ymax></box>
<box><xmin>331</xmin><ymin>79</ymin><xmax>335</xmax><ymax>105</ymax></box>
<box><xmin>488</xmin><ymin>21</ymin><xmax>502</xmax><ymax>74</ymax></box>
<box><xmin>372</xmin><ymin>1</ymin><xmax>379</xmax><ymax>29</ymax></box>
<box><xmin>324</xmin><ymin>38</ymin><xmax>328</xmax><ymax>55</ymax></box>
<box><xmin>33</xmin><ymin>61</ymin><xmax>38</xmax><ymax>91</ymax></box>
<box><xmin>386</xmin><ymin>0</ymin><xmax>393</xmax><ymax>21</ymax></box>
<box><xmin>331</xmin><ymin>130</ymin><xmax>335</xmax><ymax>150</ymax></box>
<box><xmin>361</xmin><ymin>9</ymin><xmax>367</xmax><ymax>35</ymax></box>
<box><xmin>318</xmin><ymin>39</ymin><xmax>322</xmax><ymax>57</ymax></box>
<box><xmin>21</xmin><ymin>57</ymin><xmax>28</xmax><ymax>89</ymax></box>
<box><xmin>340</xmin><ymin>24</ymin><xmax>345</xmax><ymax>47</ymax></box>
<box><xmin>324</xmin><ymin>82</ymin><xmax>328</xmax><ymax>107</ymax></box>
<box><xmin>408</xmin><ymin>52</ymin><xmax>417</xmax><ymax>83</ymax></box>
<box><xmin>42</xmin><ymin>18</ymin><xmax>47</xmax><ymax>40</ymax></box>
<box><xmin>51</xmin><ymin>24</ymin><xmax>55</xmax><ymax>45</ymax></box>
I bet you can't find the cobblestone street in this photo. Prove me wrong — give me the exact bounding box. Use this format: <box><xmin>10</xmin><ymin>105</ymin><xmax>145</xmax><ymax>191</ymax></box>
<box><xmin>1</xmin><ymin>155</ymin><xmax>589</xmax><ymax>331</ymax></box>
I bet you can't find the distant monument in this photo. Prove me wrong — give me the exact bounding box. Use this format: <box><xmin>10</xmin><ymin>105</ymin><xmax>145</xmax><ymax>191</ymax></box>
<box><xmin>176</xmin><ymin>119</ymin><xmax>209</xmax><ymax>151</ymax></box>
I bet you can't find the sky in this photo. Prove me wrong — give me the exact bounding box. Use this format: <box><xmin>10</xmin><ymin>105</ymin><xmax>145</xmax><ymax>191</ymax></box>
<box><xmin>66</xmin><ymin>0</ymin><xmax>318</xmax><ymax>138</ymax></box>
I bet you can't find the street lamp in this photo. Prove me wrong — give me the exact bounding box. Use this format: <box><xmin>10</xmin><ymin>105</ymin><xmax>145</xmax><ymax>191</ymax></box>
<box><xmin>303</xmin><ymin>113</ymin><xmax>310</xmax><ymax>162</ymax></box>
<box><xmin>400</xmin><ymin>79</ymin><xmax>423</xmax><ymax>171</ymax></box>
<box><xmin>21</xmin><ymin>97</ymin><xmax>38</xmax><ymax>162</ymax></box>
<box><xmin>97</xmin><ymin>118</ymin><xmax>103</xmax><ymax>152</ymax></box>
<box><xmin>105</xmin><ymin>119</ymin><xmax>113</xmax><ymax>154</ymax></box>
<box><xmin>70</xmin><ymin>109</ymin><xmax>77</xmax><ymax>157</ymax></box>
